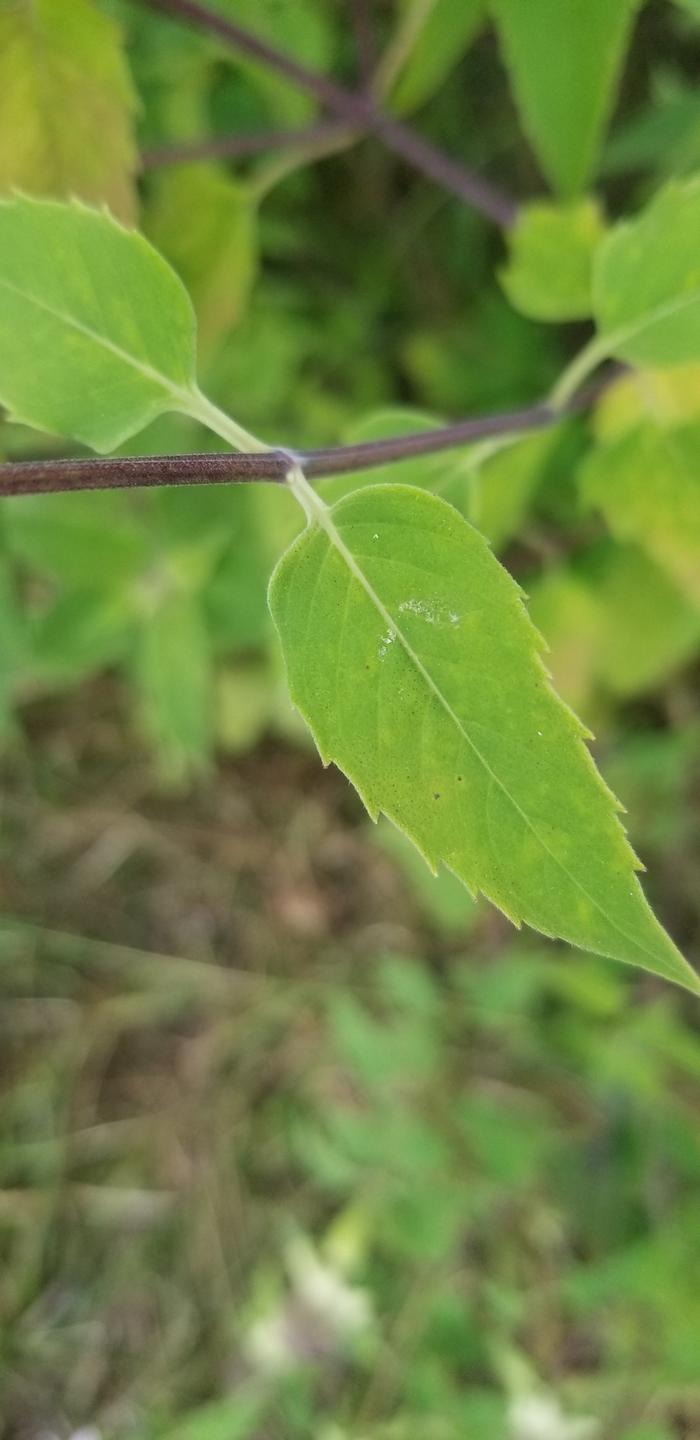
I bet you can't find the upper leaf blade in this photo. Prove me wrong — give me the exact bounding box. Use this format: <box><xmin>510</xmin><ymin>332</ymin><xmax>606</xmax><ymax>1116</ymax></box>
<box><xmin>491</xmin><ymin>0</ymin><xmax>640</xmax><ymax>196</ymax></box>
<box><xmin>0</xmin><ymin>0</ymin><xmax>138</xmax><ymax>222</ymax></box>
<box><xmin>269</xmin><ymin>483</ymin><xmax>698</xmax><ymax>993</ymax></box>
<box><xmin>0</xmin><ymin>196</ymin><xmax>197</xmax><ymax>451</ymax></box>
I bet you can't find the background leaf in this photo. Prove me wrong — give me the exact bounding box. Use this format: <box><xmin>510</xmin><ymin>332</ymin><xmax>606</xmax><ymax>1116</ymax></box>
<box><xmin>214</xmin><ymin>0</ymin><xmax>335</xmax><ymax>125</ymax></box>
<box><xmin>133</xmin><ymin>587</ymin><xmax>214</xmax><ymax>784</ymax></box>
<box><xmin>0</xmin><ymin>541</ymin><xmax>27</xmax><ymax>737</ymax></box>
<box><xmin>581</xmin><ymin>543</ymin><xmax>700</xmax><ymax>697</ymax></box>
<box><xmin>528</xmin><ymin>543</ymin><xmax>700</xmax><ymax>708</ymax></box>
<box><xmin>5</xmin><ymin>492</ymin><xmax>149</xmax><ymax>589</ymax></box>
<box><xmin>465</xmin><ymin>430</ymin><xmax>555</xmax><ymax>550</ymax></box>
<box><xmin>500</xmin><ymin>199</ymin><xmax>605</xmax><ymax>321</ymax></box>
<box><xmin>0</xmin><ymin>0</ymin><xmax>138</xmax><ymax>221</ymax></box>
<box><xmin>581</xmin><ymin>422</ymin><xmax>700</xmax><ymax>608</ymax></box>
<box><xmin>388</xmin><ymin>0</ymin><xmax>487</xmax><ymax>115</ymax></box>
<box><xmin>491</xmin><ymin>0</ymin><xmax>641</xmax><ymax>195</ymax></box>
<box><xmin>269</xmin><ymin>483</ymin><xmax>697</xmax><ymax>991</ymax></box>
<box><xmin>145</xmin><ymin>163</ymin><xmax>258</xmax><ymax>355</ymax></box>
<box><xmin>594</xmin><ymin>177</ymin><xmax>700</xmax><ymax>365</ymax></box>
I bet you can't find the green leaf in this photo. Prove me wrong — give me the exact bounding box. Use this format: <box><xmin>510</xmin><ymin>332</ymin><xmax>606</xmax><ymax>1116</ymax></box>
<box><xmin>500</xmin><ymin>199</ymin><xmax>605</xmax><ymax>322</ymax></box>
<box><xmin>320</xmin><ymin>408</ymin><xmax>474</xmax><ymax>507</ymax></box>
<box><xmin>145</xmin><ymin>163</ymin><xmax>258</xmax><ymax>353</ymax></box>
<box><xmin>593</xmin><ymin>176</ymin><xmax>700</xmax><ymax>366</ymax></box>
<box><xmin>0</xmin><ymin>0</ymin><xmax>138</xmax><ymax>221</ymax></box>
<box><xmin>215</xmin><ymin>0</ymin><xmax>334</xmax><ymax>125</ymax></box>
<box><xmin>526</xmin><ymin>566</ymin><xmax>603</xmax><ymax>716</ymax></box>
<box><xmin>269</xmin><ymin>481</ymin><xmax>698</xmax><ymax>992</ymax></box>
<box><xmin>157</xmin><ymin>1391</ymin><xmax>265</xmax><ymax>1440</ymax></box>
<box><xmin>593</xmin><ymin>362</ymin><xmax>700</xmax><ymax>438</ymax></box>
<box><xmin>389</xmin><ymin>0</ymin><xmax>486</xmax><ymax>115</ymax></box>
<box><xmin>491</xmin><ymin>0</ymin><xmax>640</xmax><ymax>195</ymax></box>
<box><xmin>5</xmin><ymin>492</ymin><xmax>148</xmax><ymax>588</ymax></box>
<box><xmin>0</xmin><ymin>544</ymin><xmax>27</xmax><ymax>736</ymax></box>
<box><xmin>30</xmin><ymin>591</ymin><xmax>133</xmax><ymax>685</ymax></box>
<box><xmin>582</xmin><ymin>543</ymin><xmax>700</xmax><ymax>697</ymax></box>
<box><xmin>529</xmin><ymin>542</ymin><xmax>700</xmax><ymax>706</ymax></box>
<box><xmin>0</xmin><ymin>196</ymin><xmax>198</xmax><ymax>451</ymax></box>
<box><xmin>621</xmin><ymin>1427</ymin><xmax>674</xmax><ymax>1440</ymax></box>
<box><xmin>601</xmin><ymin>77</ymin><xmax>700</xmax><ymax>182</ymax></box>
<box><xmin>466</xmin><ymin>430</ymin><xmax>554</xmax><ymax>550</ymax></box>
<box><xmin>581</xmin><ymin>422</ymin><xmax>700</xmax><ymax>608</ymax></box>
<box><xmin>133</xmin><ymin>588</ymin><xmax>213</xmax><ymax>783</ymax></box>
<box><xmin>216</xmin><ymin>661</ymin><xmax>272</xmax><ymax>755</ymax></box>
<box><xmin>373</xmin><ymin>818</ymin><xmax>478</xmax><ymax>934</ymax></box>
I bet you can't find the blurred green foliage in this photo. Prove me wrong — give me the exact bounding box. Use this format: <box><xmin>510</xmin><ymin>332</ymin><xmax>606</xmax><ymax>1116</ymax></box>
<box><xmin>1</xmin><ymin>757</ymin><xmax>699</xmax><ymax>1436</ymax></box>
<box><xmin>0</xmin><ymin>0</ymin><xmax>699</xmax><ymax>1434</ymax></box>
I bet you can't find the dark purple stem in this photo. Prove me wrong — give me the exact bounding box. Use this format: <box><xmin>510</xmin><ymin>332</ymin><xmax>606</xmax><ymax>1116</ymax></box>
<box><xmin>348</xmin><ymin>0</ymin><xmax>377</xmax><ymax>84</ymax></box>
<box><xmin>0</xmin><ymin>403</ymin><xmax>556</xmax><ymax>499</ymax></box>
<box><xmin>142</xmin><ymin>121</ymin><xmax>350</xmax><ymax>171</ymax></box>
<box><xmin>135</xmin><ymin>0</ymin><xmax>517</xmax><ymax>227</ymax></box>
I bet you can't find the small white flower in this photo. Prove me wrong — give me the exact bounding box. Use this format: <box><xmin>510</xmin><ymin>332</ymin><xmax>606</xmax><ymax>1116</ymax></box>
<box><xmin>287</xmin><ymin>1237</ymin><xmax>372</xmax><ymax>1335</ymax></box>
<box><xmin>35</xmin><ymin>1431</ymin><xmax>101</xmax><ymax>1440</ymax></box>
<box><xmin>245</xmin><ymin>1236</ymin><xmax>372</xmax><ymax>1375</ymax></box>
<box><xmin>246</xmin><ymin>1312</ymin><xmax>295</xmax><ymax>1373</ymax></box>
<box><xmin>509</xmin><ymin>1393</ymin><xmax>598</xmax><ymax>1440</ymax></box>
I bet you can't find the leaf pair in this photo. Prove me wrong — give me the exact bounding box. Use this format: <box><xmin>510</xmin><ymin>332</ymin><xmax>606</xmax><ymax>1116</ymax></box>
<box><xmin>0</xmin><ymin>194</ymin><xmax>698</xmax><ymax>994</ymax></box>
<box><xmin>503</xmin><ymin>178</ymin><xmax>700</xmax><ymax>360</ymax></box>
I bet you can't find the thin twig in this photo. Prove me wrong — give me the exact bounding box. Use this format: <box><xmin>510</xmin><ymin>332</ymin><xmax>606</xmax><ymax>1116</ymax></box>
<box><xmin>348</xmin><ymin>0</ymin><xmax>377</xmax><ymax>85</ymax></box>
<box><xmin>134</xmin><ymin>0</ymin><xmax>517</xmax><ymax>227</ymax></box>
<box><xmin>373</xmin><ymin>0</ymin><xmax>434</xmax><ymax>102</ymax></box>
<box><xmin>248</xmin><ymin>123</ymin><xmax>358</xmax><ymax>202</ymax></box>
<box><xmin>0</xmin><ymin>403</ymin><xmax>556</xmax><ymax>499</ymax></box>
<box><xmin>141</xmin><ymin>121</ymin><xmax>351</xmax><ymax>171</ymax></box>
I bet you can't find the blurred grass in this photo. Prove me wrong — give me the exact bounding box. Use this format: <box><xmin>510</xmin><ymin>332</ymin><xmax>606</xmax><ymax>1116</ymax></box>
<box><xmin>0</xmin><ymin>684</ymin><xmax>698</xmax><ymax>1439</ymax></box>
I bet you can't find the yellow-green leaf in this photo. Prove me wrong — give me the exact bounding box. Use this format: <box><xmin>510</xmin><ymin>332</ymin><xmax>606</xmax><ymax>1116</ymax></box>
<box><xmin>500</xmin><ymin>199</ymin><xmax>605</xmax><ymax>322</ymax></box>
<box><xmin>0</xmin><ymin>0</ymin><xmax>138</xmax><ymax>221</ymax></box>
<box><xmin>581</xmin><ymin>423</ymin><xmax>700</xmax><ymax>608</ymax></box>
<box><xmin>529</xmin><ymin>543</ymin><xmax>700</xmax><ymax>704</ymax></box>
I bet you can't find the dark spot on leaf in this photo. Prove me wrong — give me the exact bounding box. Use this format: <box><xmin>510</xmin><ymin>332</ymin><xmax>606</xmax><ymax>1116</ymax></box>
<box><xmin>433</xmin><ymin>792</ymin><xmax>440</xmax><ymax>800</ymax></box>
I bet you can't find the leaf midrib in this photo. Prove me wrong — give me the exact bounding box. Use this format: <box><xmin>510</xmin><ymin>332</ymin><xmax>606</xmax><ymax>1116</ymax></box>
<box><xmin>313</xmin><ymin>497</ymin><xmax>668</xmax><ymax>972</ymax></box>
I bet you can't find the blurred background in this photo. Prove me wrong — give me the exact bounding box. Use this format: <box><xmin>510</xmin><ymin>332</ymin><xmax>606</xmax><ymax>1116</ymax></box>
<box><xmin>0</xmin><ymin>1</ymin><xmax>699</xmax><ymax>1436</ymax></box>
